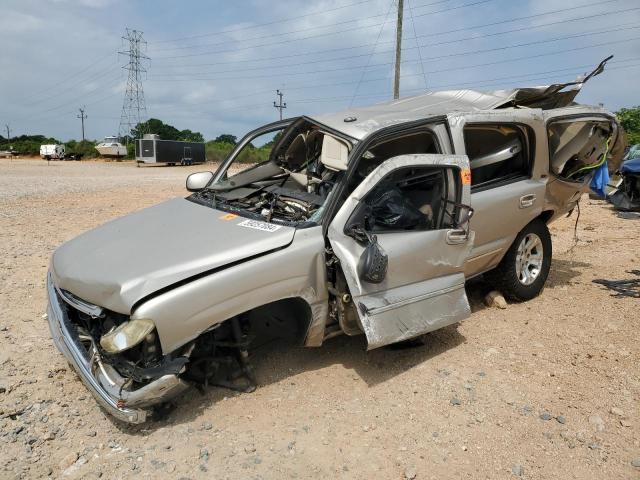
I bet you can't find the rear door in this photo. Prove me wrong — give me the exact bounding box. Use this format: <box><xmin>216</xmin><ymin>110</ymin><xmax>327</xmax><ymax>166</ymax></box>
<box><xmin>448</xmin><ymin>112</ymin><xmax>547</xmax><ymax>277</ymax></box>
<box><xmin>328</xmin><ymin>154</ymin><xmax>474</xmax><ymax>349</ymax></box>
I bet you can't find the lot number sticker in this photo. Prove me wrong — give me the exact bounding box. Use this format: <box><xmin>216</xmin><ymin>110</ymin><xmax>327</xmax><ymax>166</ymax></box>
<box><xmin>237</xmin><ymin>219</ymin><xmax>282</xmax><ymax>232</ymax></box>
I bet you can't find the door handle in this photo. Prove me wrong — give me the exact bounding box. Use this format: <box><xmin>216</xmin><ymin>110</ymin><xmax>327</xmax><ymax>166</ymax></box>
<box><xmin>519</xmin><ymin>194</ymin><xmax>536</xmax><ymax>208</ymax></box>
<box><xmin>446</xmin><ymin>228</ymin><xmax>468</xmax><ymax>245</ymax></box>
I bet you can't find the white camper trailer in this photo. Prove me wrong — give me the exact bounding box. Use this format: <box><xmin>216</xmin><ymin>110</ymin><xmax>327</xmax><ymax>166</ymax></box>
<box><xmin>40</xmin><ymin>144</ymin><xmax>65</xmax><ymax>160</ymax></box>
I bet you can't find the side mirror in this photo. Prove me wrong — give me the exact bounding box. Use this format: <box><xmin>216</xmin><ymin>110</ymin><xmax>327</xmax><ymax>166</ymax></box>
<box><xmin>186</xmin><ymin>171</ymin><xmax>214</xmax><ymax>192</ymax></box>
<box><xmin>356</xmin><ymin>230</ymin><xmax>388</xmax><ymax>284</ymax></box>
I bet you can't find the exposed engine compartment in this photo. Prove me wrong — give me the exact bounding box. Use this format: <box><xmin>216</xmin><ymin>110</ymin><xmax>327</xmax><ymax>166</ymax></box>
<box><xmin>190</xmin><ymin>120</ymin><xmax>351</xmax><ymax>225</ymax></box>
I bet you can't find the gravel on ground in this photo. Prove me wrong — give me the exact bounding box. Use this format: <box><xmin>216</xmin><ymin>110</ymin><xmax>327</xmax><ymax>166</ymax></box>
<box><xmin>0</xmin><ymin>159</ymin><xmax>638</xmax><ymax>479</ymax></box>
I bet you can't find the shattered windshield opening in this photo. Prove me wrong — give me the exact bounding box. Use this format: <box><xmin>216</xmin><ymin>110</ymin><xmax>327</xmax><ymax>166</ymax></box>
<box><xmin>189</xmin><ymin>119</ymin><xmax>351</xmax><ymax>227</ymax></box>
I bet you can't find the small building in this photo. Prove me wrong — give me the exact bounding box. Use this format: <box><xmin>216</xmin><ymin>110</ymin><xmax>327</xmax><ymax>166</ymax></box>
<box><xmin>135</xmin><ymin>134</ymin><xmax>205</xmax><ymax>166</ymax></box>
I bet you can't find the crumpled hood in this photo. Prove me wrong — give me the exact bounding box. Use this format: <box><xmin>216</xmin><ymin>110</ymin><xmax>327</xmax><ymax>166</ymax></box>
<box><xmin>51</xmin><ymin>197</ymin><xmax>295</xmax><ymax>314</ymax></box>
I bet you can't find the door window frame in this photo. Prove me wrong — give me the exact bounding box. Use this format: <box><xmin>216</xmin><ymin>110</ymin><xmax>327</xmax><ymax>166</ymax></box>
<box><xmin>322</xmin><ymin>116</ymin><xmax>452</xmax><ymax>235</ymax></box>
<box><xmin>462</xmin><ymin>122</ymin><xmax>535</xmax><ymax>193</ymax></box>
<box><xmin>345</xmin><ymin>164</ymin><xmax>461</xmax><ymax>235</ymax></box>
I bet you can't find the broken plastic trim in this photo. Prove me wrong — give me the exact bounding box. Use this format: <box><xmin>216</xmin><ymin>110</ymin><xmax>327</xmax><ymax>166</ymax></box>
<box><xmin>55</xmin><ymin>286</ymin><xmax>104</xmax><ymax>319</ymax></box>
<box><xmin>495</xmin><ymin>56</ymin><xmax>613</xmax><ymax>109</ymax></box>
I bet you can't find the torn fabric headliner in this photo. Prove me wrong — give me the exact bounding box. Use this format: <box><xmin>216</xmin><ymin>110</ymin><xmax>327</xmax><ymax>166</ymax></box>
<box><xmin>311</xmin><ymin>57</ymin><xmax>613</xmax><ymax>141</ymax></box>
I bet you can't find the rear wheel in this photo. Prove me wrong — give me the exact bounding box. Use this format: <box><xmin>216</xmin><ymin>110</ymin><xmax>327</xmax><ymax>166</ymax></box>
<box><xmin>485</xmin><ymin>219</ymin><xmax>552</xmax><ymax>302</ymax></box>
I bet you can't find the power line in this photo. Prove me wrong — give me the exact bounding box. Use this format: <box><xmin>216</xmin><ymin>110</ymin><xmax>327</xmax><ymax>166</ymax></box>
<box><xmin>150</xmin><ymin>62</ymin><xmax>640</xmax><ymax>123</ymax></box>
<box><xmin>22</xmin><ymin>72</ymin><xmax>120</xmax><ymax>113</ymax></box>
<box><xmin>152</xmin><ymin>0</ymin><xmax>496</xmax><ymax>59</ymax></box>
<box><xmin>21</xmin><ymin>54</ymin><xmax>115</xmax><ymax>103</ymax></box>
<box><xmin>21</xmin><ymin>72</ymin><xmax>123</xmax><ymax>117</ymax></box>
<box><xmin>151</xmin><ymin>0</ymin><xmax>381</xmax><ymax>44</ymax></box>
<box><xmin>246</xmin><ymin>56</ymin><xmax>640</xmax><ymax>102</ymax></box>
<box><xmin>150</xmin><ymin>0</ymin><xmax>456</xmax><ymax>50</ymax></box>
<box><xmin>288</xmin><ymin>62</ymin><xmax>640</xmax><ymax>105</ymax></box>
<box><xmin>411</xmin><ymin>23</ymin><xmax>640</xmax><ymax>63</ymax></box>
<box><xmin>152</xmin><ymin>0</ymin><xmax>624</xmax><ymax>63</ymax></box>
<box><xmin>145</xmin><ymin>58</ymin><xmax>640</xmax><ymax>117</ymax></box>
<box><xmin>425</xmin><ymin>35</ymin><xmax>640</xmax><ymax>76</ymax></box>
<box><xmin>27</xmin><ymin>91</ymin><xmax>124</xmax><ymax>125</ymax></box>
<box><xmin>407</xmin><ymin>0</ymin><xmax>428</xmax><ymax>89</ymax></box>
<box><xmin>148</xmin><ymin>25</ymin><xmax>640</xmax><ymax>80</ymax></box>
<box><xmin>350</xmin><ymin>0</ymin><xmax>396</xmax><ymax>107</ymax></box>
<box><xmin>24</xmin><ymin>63</ymin><xmax>121</xmax><ymax>107</ymax></box>
<box><xmin>148</xmin><ymin>34</ymin><xmax>640</xmax><ymax>84</ymax></box>
<box><xmin>150</xmin><ymin>3</ymin><xmax>635</xmax><ymax>71</ymax></box>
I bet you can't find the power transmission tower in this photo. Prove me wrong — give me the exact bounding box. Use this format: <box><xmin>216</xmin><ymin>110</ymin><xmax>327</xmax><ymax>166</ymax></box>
<box><xmin>273</xmin><ymin>90</ymin><xmax>287</xmax><ymax>120</ymax></box>
<box><xmin>393</xmin><ymin>0</ymin><xmax>404</xmax><ymax>100</ymax></box>
<box><xmin>77</xmin><ymin>107</ymin><xmax>87</xmax><ymax>142</ymax></box>
<box><xmin>118</xmin><ymin>28</ymin><xmax>149</xmax><ymax>144</ymax></box>
<box><xmin>4</xmin><ymin>124</ymin><xmax>10</xmax><ymax>148</ymax></box>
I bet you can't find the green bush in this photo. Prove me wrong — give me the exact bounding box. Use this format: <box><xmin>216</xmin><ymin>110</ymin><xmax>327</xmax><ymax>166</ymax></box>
<box><xmin>616</xmin><ymin>106</ymin><xmax>640</xmax><ymax>145</ymax></box>
<box><xmin>6</xmin><ymin>135</ymin><xmax>60</xmax><ymax>155</ymax></box>
<box><xmin>205</xmin><ymin>141</ymin><xmax>234</xmax><ymax>163</ymax></box>
<box><xmin>205</xmin><ymin>141</ymin><xmax>272</xmax><ymax>164</ymax></box>
<box><xmin>66</xmin><ymin>140</ymin><xmax>99</xmax><ymax>158</ymax></box>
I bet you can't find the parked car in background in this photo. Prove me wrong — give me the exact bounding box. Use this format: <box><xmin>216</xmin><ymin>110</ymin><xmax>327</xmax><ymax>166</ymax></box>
<box><xmin>40</xmin><ymin>144</ymin><xmax>65</xmax><ymax>160</ymax></box>
<box><xmin>623</xmin><ymin>143</ymin><xmax>640</xmax><ymax>161</ymax></box>
<box><xmin>46</xmin><ymin>59</ymin><xmax>625</xmax><ymax>423</ymax></box>
<box><xmin>609</xmin><ymin>143</ymin><xmax>640</xmax><ymax>211</ymax></box>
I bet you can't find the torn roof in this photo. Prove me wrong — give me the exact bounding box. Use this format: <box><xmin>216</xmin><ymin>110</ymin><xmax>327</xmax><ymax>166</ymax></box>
<box><xmin>311</xmin><ymin>57</ymin><xmax>613</xmax><ymax>140</ymax></box>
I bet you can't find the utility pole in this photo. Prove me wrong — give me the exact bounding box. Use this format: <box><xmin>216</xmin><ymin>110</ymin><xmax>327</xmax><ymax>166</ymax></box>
<box><xmin>4</xmin><ymin>124</ymin><xmax>10</xmax><ymax>148</ymax></box>
<box><xmin>393</xmin><ymin>0</ymin><xmax>404</xmax><ymax>100</ymax></box>
<box><xmin>77</xmin><ymin>107</ymin><xmax>87</xmax><ymax>142</ymax></box>
<box><xmin>273</xmin><ymin>89</ymin><xmax>287</xmax><ymax>120</ymax></box>
<box><xmin>118</xmin><ymin>28</ymin><xmax>149</xmax><ymax>144</ymax></box>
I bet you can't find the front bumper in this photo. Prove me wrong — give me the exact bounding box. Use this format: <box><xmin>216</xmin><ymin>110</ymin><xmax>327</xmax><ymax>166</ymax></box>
<box><xmin>46</xmin><ymin>273</ymin><xmax>189</xmax><ymax>423</ymax></box>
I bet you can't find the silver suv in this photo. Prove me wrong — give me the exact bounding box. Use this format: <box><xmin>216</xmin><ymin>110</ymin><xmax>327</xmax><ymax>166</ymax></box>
<box><xmin>47</xmin><ymin>65</ymin><xmax>625</xmax><ymax>423</ymax></box>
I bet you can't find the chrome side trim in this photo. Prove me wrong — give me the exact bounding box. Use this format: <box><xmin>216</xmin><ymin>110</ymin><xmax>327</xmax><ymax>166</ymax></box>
<box><xmin>366</xmin><ymin>283</ymin><xmax>465</xmax><ymax>316</ymax></box>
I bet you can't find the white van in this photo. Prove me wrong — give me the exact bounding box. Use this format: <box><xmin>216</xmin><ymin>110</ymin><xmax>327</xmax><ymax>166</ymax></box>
<box><xmin>40</xmin><ymin>144</ymin><xmax>65</xmax><ymax>160</ymax></box>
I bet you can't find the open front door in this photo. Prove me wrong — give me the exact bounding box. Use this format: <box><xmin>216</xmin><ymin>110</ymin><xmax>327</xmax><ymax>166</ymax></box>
<box><xmin>328</xmin><ymin>154</ymin><xmax>475</xmax><ymax>349</ymax></box>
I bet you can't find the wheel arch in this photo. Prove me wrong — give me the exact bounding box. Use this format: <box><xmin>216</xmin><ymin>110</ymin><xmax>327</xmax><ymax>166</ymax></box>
<box><xmin>241</xmin><ymin>296</ymin><xmax>315</xmax><ymax>346</ymax></box>
<box><xmin>538</xmin><ymin>209</ymin><xmax>555</xmax><ymax>225</ymax></box>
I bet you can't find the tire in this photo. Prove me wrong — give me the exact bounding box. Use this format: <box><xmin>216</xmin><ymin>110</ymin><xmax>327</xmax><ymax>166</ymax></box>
<box><xmin>485</xmin><ymin>219</ymin><xmax>552</xmax><ymax>302</ymax></box>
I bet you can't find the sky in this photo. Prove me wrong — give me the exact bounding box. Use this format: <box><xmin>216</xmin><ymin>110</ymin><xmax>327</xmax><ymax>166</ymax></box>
<box><xmin>1</xmin><ymin>0</ymin><xmax>639</xmax><ymax>142</ymax></box>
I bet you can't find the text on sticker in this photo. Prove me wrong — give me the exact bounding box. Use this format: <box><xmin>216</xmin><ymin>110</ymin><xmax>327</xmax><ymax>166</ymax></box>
<box><xmin>237</xmin><ymin>219</ymin><xmax>282</xmax><ymax>232</ymax></box>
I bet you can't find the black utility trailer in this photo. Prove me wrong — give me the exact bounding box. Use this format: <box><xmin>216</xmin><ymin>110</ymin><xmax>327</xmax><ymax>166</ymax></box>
<box><xmin>135</xmin><ymin>134</ymin><xmax>205</xmax><ymax>166</ymax></box>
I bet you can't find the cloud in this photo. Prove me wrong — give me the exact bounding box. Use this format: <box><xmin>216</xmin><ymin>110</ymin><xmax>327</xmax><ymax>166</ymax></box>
<box><xmin>49</xmin><ymin>0</ymin><xmax>119</xmax><ymax>8</ymax></box>
<box><xmin>0</xmin><ymin>11</ymin><xmax>43</xmax><ymax>34</ymax></box>
<box><xmin>182</xmin><ymin>85</ymin><xmax>218</xmax><ymax>104</ymax></box>
<box><xmin>3</xmin><ymin>0</ymin><xmax>639</xmax><ymax>141</ymax></box>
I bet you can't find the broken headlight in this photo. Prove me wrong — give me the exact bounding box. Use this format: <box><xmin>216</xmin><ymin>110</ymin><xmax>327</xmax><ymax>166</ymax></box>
<box><xmin>100</xmin><ymin>318</ymin><xmax>155</xmax><ymax>354</ymax></box>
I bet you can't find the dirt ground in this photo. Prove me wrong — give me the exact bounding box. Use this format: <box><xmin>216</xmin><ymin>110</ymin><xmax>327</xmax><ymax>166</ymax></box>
<box><xmin>0</xmin><ymin>158</ymin><xmax>638</xmax><ymax>480</ymax></box>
